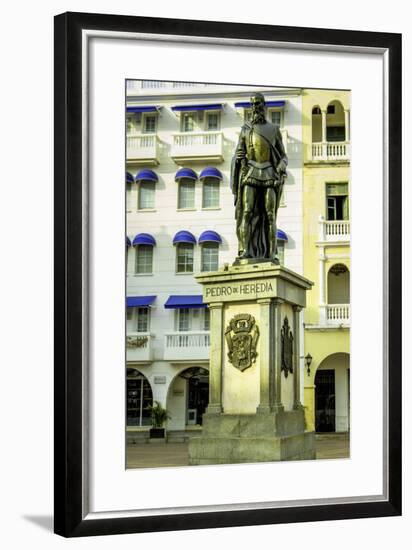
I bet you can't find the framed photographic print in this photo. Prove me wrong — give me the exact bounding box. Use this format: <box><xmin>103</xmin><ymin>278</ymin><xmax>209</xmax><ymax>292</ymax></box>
<box><xmin>54</xmin><ymin>12</ymin><xmax>402</xmax><ymax>537</ymax></box>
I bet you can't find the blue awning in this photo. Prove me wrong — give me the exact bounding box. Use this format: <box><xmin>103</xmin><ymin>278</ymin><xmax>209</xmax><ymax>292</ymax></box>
<box><xmin>199</xmin><ymin>230</ymin><xmax>222</xmax><ymax>244</ymax></box>
<box><xmin>173</xmin><ymin>230</ymin><xmax>196</xmax><ymax>245</ymax></box>
<box><xmin>164</xmin><ymin>295</ymin><xmax>206</xmax><ymax>309</ymax></box>
<box><xmin>172</xmin><ymin>103</ymin><xmax>223</xmax><ymax>112</ymax></box>
<box><xmin>277</xmin><ymin>229</ymin><xmax>288</xmax><ymax>242</ymax></box>
<box><xmin>135</xmin><ymin>169</ymin><xmax>158</xmax><ymax>182</ymax></box>
<box><xmin>127</xmin><ymin>106</ymin><xmax>158</xmax><ymax>113</ymax></box>
<box><xmin>126</xmin><ymin>172</ymin><xmax>134</xmax><ymax>184</ymax></box>
<box><xmin>127</xmin><ymin>295</ymin><xmax>157</xmax><ymax>307</ymax></box>
<box><xmin>175</xmin><ymin>168</ymin><xmax>197</xmax><ymax>181</ymax></box>
<box><xmin>199</xmin><ymin>167</ymin><xmax>223</xmax><ymax>181</ymax></box>
<box><xmin>234</xmin><ymin>100</ymin><xmax>286</xmax><ymax>109</ymax></box>
<box><xmin>132</xmin><ymin>233</ymin><xmax>156</xmax><ymax>246</ymax></box>
<box><xmin>126</xmin><ymin>237</ymin><xmax>131</xmax><ymax>247</ymax></box>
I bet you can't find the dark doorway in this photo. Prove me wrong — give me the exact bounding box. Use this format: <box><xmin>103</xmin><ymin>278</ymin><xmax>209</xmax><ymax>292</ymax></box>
<box><xmin>126</xmin><ymin>369</ymin><xmax>153</xmax><ymax>426</ymax></box>
<box><xmin>179</xmin><ymin>367</ymin><xmax>209</xmax><ymax>426</ymax></box>
<box><xmin>315</xmin><ymin>369</ymin><xmax>336</xmax><ymax>432</ymax></box>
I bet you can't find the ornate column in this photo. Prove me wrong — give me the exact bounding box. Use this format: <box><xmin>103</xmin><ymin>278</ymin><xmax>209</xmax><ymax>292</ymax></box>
<box><xmin>272</xmin><ymin>298</ymin><xmax>284</xmax><ymax>413</ymax></box>
<box><xmin>344</xmin><ymin>109</ymin><xmax>350</xmax><ymax>141</ymax></box>
<box><xmin>206</xmin><ymin>302</ymin><xmax>224</xmax><ymax>414</ymax></box>
<box><xmin>321</xmin><ymin>109</ymin><xmax>327</xmax><ymax>158</ymax></box>
<box><xmin>293</xmin><ymin>306</ymin><xmax>304</xmax><ymax>410</ymax></box>
<box><xmin>319</xmin><ymin>247</ymin><xmax>326</xmax><ymax>325</ymax></box>
<box><xmin>256</xmin><ymin>298</ymin><xmax>274</xmax><ymax>414</ymax></box>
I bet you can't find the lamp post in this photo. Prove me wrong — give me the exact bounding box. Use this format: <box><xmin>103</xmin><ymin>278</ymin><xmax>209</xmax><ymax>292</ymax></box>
<box><xmin>305</xmin><ymin>353</ymin><xmax>313</xmax><ymax>376</ymax></box>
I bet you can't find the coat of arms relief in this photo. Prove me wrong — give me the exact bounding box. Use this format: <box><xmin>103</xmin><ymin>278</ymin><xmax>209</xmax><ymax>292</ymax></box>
<box><xmin>281</xmin><ymin>316</ymin><xmax>294</xmax><ymax>377</ymax></box>
<box><xmin>225</xmin><ymin>313</ymin><xmax>259</xmax><ymax>371</ymax></box>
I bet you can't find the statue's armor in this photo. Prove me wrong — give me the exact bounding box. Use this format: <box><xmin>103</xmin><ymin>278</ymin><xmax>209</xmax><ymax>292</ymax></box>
<box><xmin>242</xmin><ymin>122</ymin><xmax>278</xmax><ymax>188</ymax></box>
<box><xmin>246</xmin><ymin>124</ymin><xmax>271</xmax><ymax>162</ymax></box>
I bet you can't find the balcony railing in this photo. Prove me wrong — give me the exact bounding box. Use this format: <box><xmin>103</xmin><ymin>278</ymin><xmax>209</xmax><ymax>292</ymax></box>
<box><xmin>311</xmin><ymin>141</ymin><xmax>350</xmax><ymax>162</ymax></box>
<box><xmin>126</xmin><ymin>133</ymin><xmax>160</xmax><ymax>165</ymax></box>
<box><xmin>318</xmin><ymin>217</ymin><xmax>350</xmax><ymax>242</ymax></box>
<box><xmin>170</xmin><ymin>131</ymin><xmax>224</xmax><ymax>164</ymax></box>
<box><xmin>326</xmin><ymin>304</ymin><xmax>350</xmax><ymax>324</ymax></box>
<box><xmin>318</xmin><ymin>304</ymin><xmax>350</xmax><ymax>326</ymax></box>
<box><xmin>126</xmin><ymin>332</ymin><xmax>154</xmax><ymax>362</ymax></box>
<box><xmin>127</xmin><ymin>80</ymin><xmax>218</xmax><ymax>94</ymax></box>
<box><xmin>164</xmin><ymin>331</ymin><xmax>210</xmax><ymax>361</ymax></box>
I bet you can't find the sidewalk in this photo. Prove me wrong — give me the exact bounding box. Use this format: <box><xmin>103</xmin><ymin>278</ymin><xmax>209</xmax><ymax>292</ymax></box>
<box><xmin>127</xmin><ymin>433</ymin><xmax>349</xmax><ymax>469</ymax></box>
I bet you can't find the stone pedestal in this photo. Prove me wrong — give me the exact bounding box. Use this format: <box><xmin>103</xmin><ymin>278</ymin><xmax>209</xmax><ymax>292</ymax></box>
<box><xmin>189</xmin><ymin>261</ymin><xmax>315</xmax><ymax>465</ymax></box>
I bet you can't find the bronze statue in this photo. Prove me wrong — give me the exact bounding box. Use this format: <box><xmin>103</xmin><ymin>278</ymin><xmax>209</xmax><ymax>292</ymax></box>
<box><xmin>231</xmin><ymin>92</ymin><xmax>287</xmax><ymax>262</ymax></box>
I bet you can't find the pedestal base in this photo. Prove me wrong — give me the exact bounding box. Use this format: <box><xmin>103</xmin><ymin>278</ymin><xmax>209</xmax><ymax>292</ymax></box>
<box><xmin>188</xmin><ymin>411</ymin><xmax>316</xmax><ymax>465</ymax></box>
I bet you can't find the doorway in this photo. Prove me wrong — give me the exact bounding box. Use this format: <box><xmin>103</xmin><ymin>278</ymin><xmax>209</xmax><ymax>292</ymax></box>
<box><xmin>315</xmin><ymin>369</ymin><xmax>336</xmax><ymax>432</ymax></box>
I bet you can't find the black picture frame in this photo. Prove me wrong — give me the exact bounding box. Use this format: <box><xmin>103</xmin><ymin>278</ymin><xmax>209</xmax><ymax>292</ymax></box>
<box><xmin>54</xmin><ymin>11</ymin><xmax>402</xmax><ymax>537</ymax></box>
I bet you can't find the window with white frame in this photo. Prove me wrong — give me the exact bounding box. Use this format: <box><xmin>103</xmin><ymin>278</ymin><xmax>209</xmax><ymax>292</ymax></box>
<box><xmin>277</xmin><ymin>241</ymin><xmax>285</xmax><ymax>265</ymax></box>
<box><xmin>202</xmin><ymin>178</ymin><xmax>220</xmax><ymax>209</ymax></box>
<box><xmin>178</xmin><ymin>179</ymin><xmax>195</xmax><ymax>209</ymax></box>
<box><xmin>135</xmin><ymin>245</ymin><xmax>153</xmax><ymax>274</ymax></box>
<box><xmin>270</xmin><ymin>110</ymin><xmax>283</xmax><ymax>127</ymax></box>
<box><xmin>201</xmin><ymin>242</ymin><xmax>219</xmax><ymax>272</ymax></box>
<box><xmin>206</xmin><ymin>112</ymin><xmax>220</xmax><ymax>131</ymax></box>
<box><xmin>138</xmin><ymin>180</ymin><xmax>155</xmax><ymax>209</ymax></box>
<box><xmin>203</xmin><ymin>307</ymin><xmax>210</xmax><ymax>331</ymax></box>
<box><xmin>181</xmin><ymin>112</ymin><xmax>195</xmax><ymax>132</ymax></box>
<box><xmin>137</xmin><ymin>307</ymin><xmax>150</xmax><ymax>332</ymax></box>
<box><xmin>244</xmin><ymin>109</ymin><xmax>252</xmax><ymax>122</ymax></box>
<box><xmin>126</xmin><ymin>184</ymin><xmax>134</xmax><ymax>211</ymax></box>
<box><xmin>176</xmin><ymin>243</ymin><xmax>194</xmax><ymax>273</ymax></box>
<box><xmin>143</xmin><ymin>114</ymin><xmax>157</xmax><ymax>133</ymax></box>
<box><xmin>326</xmin><ymin>183</ymin><xmax>349</xmax><ymax>221</ymax></box>
<box><xmin>178</xmin><ymin>308</ymin><xmax>191</xmax><ymax>331</ymax></box>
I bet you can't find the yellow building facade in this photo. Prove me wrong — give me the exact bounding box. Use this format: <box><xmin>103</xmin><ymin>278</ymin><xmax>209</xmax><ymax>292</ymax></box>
<box><xmin>302</xmin><ymin>89</ymin><xmax>350</xmax><ymax>433</ymax></box>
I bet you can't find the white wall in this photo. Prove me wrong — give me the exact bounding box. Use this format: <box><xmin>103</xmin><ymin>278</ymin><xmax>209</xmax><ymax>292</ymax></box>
<box><xmin>126</xmin><ymin>87</ymin><xmax>303</xmax><ymax>354</ymax></box>
<box><xmin>1</xmin><ymin>1</ymin><xmax>410</xmax><ymax>550</ymax></box>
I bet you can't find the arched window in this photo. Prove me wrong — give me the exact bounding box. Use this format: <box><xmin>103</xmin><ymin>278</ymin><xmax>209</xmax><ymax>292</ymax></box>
<box><xmin>311</xmin><ymin>106</ymin><xmax>322</xmax><ymax>143</ymax></box>
<box><xmin>126</xmin><ymin>369</ymin><xmax>153</xmax><ymax>427</ymax></box>
<box><xmin>126</xmin><ymin>172</ymin><xmax>135</xmax><ymax>212</ymax></box>
<box><xmin>327</xmin><ymin>264</ymin><xmax>350</xmax><ymax>304</ymax></box>
<box><xmin>176</xmin><ymin>242</ymin><xmax>194</xmax><ymax>273</ymax></box>
<box><xmin>135</xmin><ymin>169</ymin><xmax>158</xmax><ymax>210</ymax></box>
<box><xmin>135</xmin><ymin>245</ymin><xmax>153</xmax><ymax>274</ymax></box>
<box><xmin>199</xmin><ymin>230</ymin><xmax>222</xmax><ymax>272</ymax></box>
<box><xmin>175</xmin><ymin>168</ymin><xmax>197</xmax><ymax>210</ymax></box>
<box><xmin>201</xmin><ymin>242</ymin><xmax>219</xmax><ymax>271</ymax></box>
<box><xmin>326</xmin><ymin>100</ymin><xmax>345</xmax><ymax>142</ymax></box>
<box><xmin>178</xmin><ymin>178</ymin><xmax>196</xmax><ymax>209</ymax></box>
<box><xmin>200</xmin><ymin>167</ymin><xmax>222</xmax><ymax>209</ymax></box>
<box><xmin>132</xmin><ymin>233</ymin><xmax>156</xmax><ymax>274</ymax></box>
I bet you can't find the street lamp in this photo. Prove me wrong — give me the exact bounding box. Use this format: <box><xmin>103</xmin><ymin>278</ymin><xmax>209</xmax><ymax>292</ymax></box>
<box><xmin>305</xmin><ymin>353</ymin><xmax>313</xmax><ymax>376</ymax></box>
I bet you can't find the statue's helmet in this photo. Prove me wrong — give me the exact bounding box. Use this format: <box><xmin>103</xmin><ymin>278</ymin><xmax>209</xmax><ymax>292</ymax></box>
<box><xmin>250</xmin><ymin>92</ymin><xmax>266</xmax><ymax>108</ymax></box>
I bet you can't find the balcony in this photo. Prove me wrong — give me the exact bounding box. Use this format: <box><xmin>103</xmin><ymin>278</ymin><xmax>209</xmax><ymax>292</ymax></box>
<box><xmin>318</xmin><ymin>217</ymin><xmax>350</xmax><ymax>242</ymax></box>
<box><xmin>319</xmin><ymin>305</ymin><xmax>350</xmax><ymax>327</ymax></box>
<box><xmin>126</xmin><ymin>134</ymin><xmax>160</xmax><ymax>165</ymax></box>
<box><xmin>163</xmin><ymin>331</ymin><xmax>210</xmax><ymax>362</ymax></box>
<box><xmin>126</xmin><ymin>80</ymin><xmax>216</xmax><ymax>94</ymax></box>
<box><xmin>311</xmin><ymin>141</ymin><xmax>350</xmax><ymax>162</ymax></box>
<box><xmin>170</xmin><ymin>131</ymin><xmax>224</xmax><ymax>164</ymax></box>
<box><xmin>126</xmin><ymin>332</ymin><xmax>154</xmax><ymax>363</ymax></box>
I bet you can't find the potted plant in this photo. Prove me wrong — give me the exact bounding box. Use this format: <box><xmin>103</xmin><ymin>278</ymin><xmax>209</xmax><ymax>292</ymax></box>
<box><xmin>147</xmin><ymin>401</ymin><xmax>170</xmax><ymax>439</ymax></box>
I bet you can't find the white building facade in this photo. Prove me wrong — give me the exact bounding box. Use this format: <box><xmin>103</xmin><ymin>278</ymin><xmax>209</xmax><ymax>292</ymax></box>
<box><xmin>125</xmin><ymin>81</ymin><xmax>305</xmax><ymax>439</ymax></box>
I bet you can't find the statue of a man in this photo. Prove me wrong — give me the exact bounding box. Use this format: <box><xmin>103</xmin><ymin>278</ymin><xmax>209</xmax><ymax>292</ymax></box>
<box><xmin>231</xmin><ymin>92</ymin><xmax>288</xmax><ymax>262</ymax></box>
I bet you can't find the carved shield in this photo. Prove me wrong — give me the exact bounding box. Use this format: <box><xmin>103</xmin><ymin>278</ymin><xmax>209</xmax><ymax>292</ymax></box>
<box><xmin>225</xmin><ymin>313</ymin><xmax>259</xmax><ymax>372</ymax></box>
<box><xmin>281</xmin><ymin>316</ymin><xmax>294</xmax><ymax>377</ymax></box>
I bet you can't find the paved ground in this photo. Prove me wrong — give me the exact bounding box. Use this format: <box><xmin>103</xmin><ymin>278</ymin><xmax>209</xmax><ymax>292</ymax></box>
<box><xmin>127</xmin><ymin>434</ymin><xmax>349</xmax><ymax>469</ymax></box>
